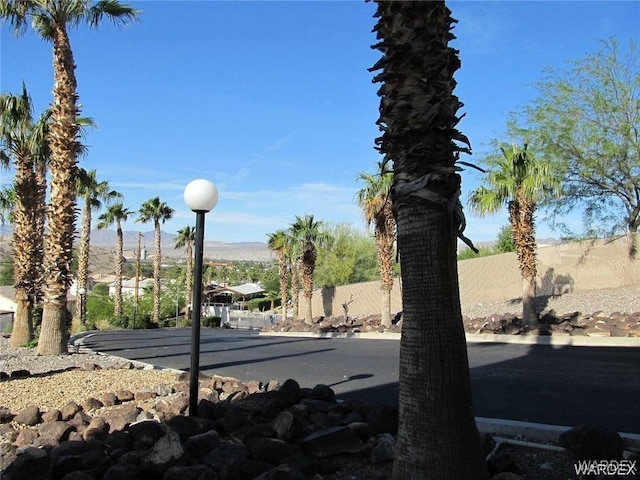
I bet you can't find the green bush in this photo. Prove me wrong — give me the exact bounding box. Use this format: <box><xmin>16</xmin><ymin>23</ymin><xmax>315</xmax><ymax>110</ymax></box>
<box><xmin>111</xmin><ymin>315</ymin><xmax>130</xmax><ymax>329</ymax></box>
<box><xmin>457</xmin><ymin>246</ymin><xmax>494</xmax><ymax>261</ymax></box>
<box><xmin>247</xmin><ymin>297</ymin><xmax>273</xmax><ymax>312</ymax></box>
<box><xmin>92</xmin><ymin>283</ymin><xmax>109</xmax><ymax>296</ymax></box>
<box><xmin>202</xmin><ymin>316</ymin><xmax>221</xmax><ymax>328</ymax></box>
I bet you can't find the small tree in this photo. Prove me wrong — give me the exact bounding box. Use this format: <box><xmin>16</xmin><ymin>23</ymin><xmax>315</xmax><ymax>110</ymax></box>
<box><xmin>510</xmin><ymin>39</ymin><xmax>640</xmax><ymax>256</ymax></box>
<box><xmin>495</xmin><ymin>225</ymin><xmax>515</xmax><ymax>253</ymax></box>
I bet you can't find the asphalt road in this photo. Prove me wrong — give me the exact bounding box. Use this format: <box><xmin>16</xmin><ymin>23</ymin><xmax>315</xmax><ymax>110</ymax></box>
<box><xmin>79</xmin><ymin>328</ymin><xmax>640</xmax><ymax>434</ymax></box>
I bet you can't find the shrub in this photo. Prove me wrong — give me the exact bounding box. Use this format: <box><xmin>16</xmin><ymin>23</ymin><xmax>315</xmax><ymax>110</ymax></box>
<box><xmin>247</xmin><ymin>297</ymin><xmax>272</xmax><ymax>312</ymax></box>
<box><xmin>202</xmin><ymin>316</ymin><xmax>221</xmax><ymax>328</ymax></box>
<box><xmin>92</xmin><ymin>283</ymin><xmax>109</xmax><ymax>296</ymax></box>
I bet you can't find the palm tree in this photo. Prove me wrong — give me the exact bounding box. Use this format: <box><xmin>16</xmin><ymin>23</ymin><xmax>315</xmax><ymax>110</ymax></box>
<box><xmin>137</xmin><ymin>197</ymin><xmax>174</xmax><ymax>323</ymax></box>
<box><xmin>267</xmin><ymin>230</ymin><xmax>291</xmax><ymax>322</ymax></box>
<box><xmin>356</xmin><ymin>161</ymin><xmax>395</xmax><ymax>327</ymax></box>
<box><xmin>75</xmin><ymin>168</ymin><xmax>121</xmax><ymax>328</ymax></box>
<box><xmin>1</xmin><ymin>0</ymin><xmax>139</xmax><ymax>354</ymax></box>
<box><xmin>468</xmin><ymin>144</ymin><xmax>559</xmax><ymax>329</ymax></box>
<box><xmin>97</xmin><ymin>202</ymin><xmax>132</xmax><ymax>318</ymax></box>
<box><xmin>288</xmin><ymin>215</ymin><xmax>328</xmax><ymax>325</ymax></box>
<box><xmin>0</xmin><ymin>85</ymin><xmax>48</xmax><ymax>348</ymax></box>
<box><xmin>370</xmin><ymin>2</ymin><xmax>489</xmax><ymax>478</ymax></box>
<box><xmin>174</xmin><ymin>226</ymin><xmax>195</xmax><ymax>322</ymax></box>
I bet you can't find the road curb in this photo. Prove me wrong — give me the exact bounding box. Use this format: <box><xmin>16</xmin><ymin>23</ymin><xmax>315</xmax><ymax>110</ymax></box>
<box><xmin>476</xmin><ymin>417</ymin><xmax>640</xmax><ymax>449</ymax></box>
<box><xmin>259</xmin><ymin>330</ymin><xmax>640</xmax><ymax>347</ymax></box>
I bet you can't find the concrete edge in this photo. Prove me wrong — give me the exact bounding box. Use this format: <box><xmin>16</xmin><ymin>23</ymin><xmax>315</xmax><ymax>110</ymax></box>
<box><xmin>465</xmin><ymin>333</ymin><xmax>640</xmax><ymax>348</ymax></box>
<box><xmin>259</xmin><ymin>331</ymin><xmax>401</xmax><ymax>340</ymax></box>
<box><xmin>476</xmin><ymin>417</ymin><xmax>640</xmax><ymax>450</ymax></box>
<box><xmin>259</xmin><ymin>330</ymin><xmax>640</xmax><ymax>347</ymax></box>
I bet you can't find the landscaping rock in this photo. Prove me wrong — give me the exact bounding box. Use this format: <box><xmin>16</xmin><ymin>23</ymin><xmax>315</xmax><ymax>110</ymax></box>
<box><xmin>559</xmin><ymin>424</ymin><xmax>625</xmax><ymax>460</ymax></box>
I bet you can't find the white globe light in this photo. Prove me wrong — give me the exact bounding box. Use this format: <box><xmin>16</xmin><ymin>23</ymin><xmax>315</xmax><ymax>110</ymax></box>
<box><xmin>184</xmin><ymin>179</ymin><xmax>219</xmax><ymax>212</ymax></box>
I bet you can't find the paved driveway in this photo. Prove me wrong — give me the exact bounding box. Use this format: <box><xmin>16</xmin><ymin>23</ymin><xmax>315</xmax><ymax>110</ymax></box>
<box><xmin>79</xmin><ymin>328</ymin><xmax>640</xmax><ymax>434</ymax></box>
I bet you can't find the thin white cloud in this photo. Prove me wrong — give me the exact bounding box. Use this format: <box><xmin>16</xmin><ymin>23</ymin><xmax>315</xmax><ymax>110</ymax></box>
<box><xmin>264</xmin><ymin>132</ymin><xmax>296</xmax><ymax>152</ymax></box>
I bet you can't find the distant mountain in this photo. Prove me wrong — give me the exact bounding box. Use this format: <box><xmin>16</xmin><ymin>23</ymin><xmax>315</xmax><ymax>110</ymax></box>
<box><xmin>90</xmin><ymin>229</ymin><xmax>274</xmax><ymax>262</ymax></box>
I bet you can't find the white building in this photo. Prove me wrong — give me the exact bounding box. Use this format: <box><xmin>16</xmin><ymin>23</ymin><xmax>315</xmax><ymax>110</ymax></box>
<box><xmin>108</xmin><ymin>278</ymin><xmax>153</xmax><ymax>298</ymax></box>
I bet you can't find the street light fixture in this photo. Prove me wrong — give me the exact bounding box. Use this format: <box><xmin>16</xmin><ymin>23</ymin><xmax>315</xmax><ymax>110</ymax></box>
<box><xmin>184</xmin><ymin>179</ymin><xmax>219</xmax><ymax>417</ymax></box>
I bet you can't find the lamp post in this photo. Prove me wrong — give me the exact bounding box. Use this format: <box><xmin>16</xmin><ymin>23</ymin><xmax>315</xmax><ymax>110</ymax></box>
<box><xmin>184</xmin><ymin>179</ymin><xmax>219</xmax><ymax>417</ymax></box>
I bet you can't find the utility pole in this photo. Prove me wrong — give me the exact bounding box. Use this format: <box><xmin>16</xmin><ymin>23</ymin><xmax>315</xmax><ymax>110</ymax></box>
<box><xmin>134</xmin><ymin>232</ymin><xmax>142</xmax><ymax>328</ymax></box>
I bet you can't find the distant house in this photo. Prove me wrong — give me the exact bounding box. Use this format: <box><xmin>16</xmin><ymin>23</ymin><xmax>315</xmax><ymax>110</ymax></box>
<box><xmin>0</xmin><ymin>285</ymin><xmax>77</xmax><ymax>333</ymax></box>
<box><xmin>0</xmin><ymin>286</ymin><xmax>16</xmax><ymax>333</ymax></box>
<box><xmin>204</xmin><ymin>282</ymin><xmax>265</xmax><ymax>307</ymax></box>
<box><xmin>108</xmin><ymin>278</ymin><xmax>153</xmax><ymax>298</ymax></box>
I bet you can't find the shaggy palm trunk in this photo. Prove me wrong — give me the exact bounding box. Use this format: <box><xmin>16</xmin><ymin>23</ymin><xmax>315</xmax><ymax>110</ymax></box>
<box><xmin>278</xmin><ymin>252</ymin><xmax>288</xmax><ymax>322</ymax></box>
<box><xmin>11</xmin><ymin>157</ymin><xmax>40</xmax><ymax>347</ymax></box>
<box><xmin>152</xmin><ymin>222</ymin><xmax>162</xmax><ymax>323</ymax></box>
<box><xmin>291</xmin><ymin>261</ymin><xmax>300</xmax><ymax>320</ymax></box>
<box><xmin>38</xmin><ymin>26</ymin><xmax>80</xmax><ymax>355</ymax></box>
<box><xmin>394</xmin><ymin>199</ymin><xmax>488</xmax><ymax>480</ymax></box>
<box><xmin>34</xmin><ymin>163</ymin><xmax>47</xmax><ymax>303</ymax></box>
<box><xmin>301</xmin><ymin>246</ymin><xmax>316</xmax><ymax>325</ymax></box>
<box><xmin>378</xmin><ymin>202</ymin><xmax>395</xmax><ymax>328</ymax></box>
<box><xmin>11</xmin><ymin>290</ymin><xmax>32</xmax><ymax>348</ymax></box>
<box><xmin>74</xmin><ymin>199</ymin><xmax>91</xmax><ymax>328</ymax></box>
<box><xmin>370</xmin><ymin>2</ymin><xmax>489</xmax><ymax>478</ymax></box>
<box><xmin>114</xmin><ymin>223</ymin><xmax>124</xmax><ymax>317</ymax></box>
<box><xmin>510</xmin><ymin>194</ymin><xmax>538</xmax><ymax>329</ymax></box>
<box><xmin>184</xmin><ymin>243</ymin><xmax>193</xmax><ymax>321</ymax></box>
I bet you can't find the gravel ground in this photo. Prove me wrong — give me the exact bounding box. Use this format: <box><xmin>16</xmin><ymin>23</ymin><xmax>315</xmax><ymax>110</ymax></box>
<box><xmin>0</xmin><ymin>336</ymin><xmax>177</xmax><ymax>413</ymax></box>
<box><xmin>462</xmin><ymin>284</ymin><xmax>640</xmax><ymax>318</ymax></box>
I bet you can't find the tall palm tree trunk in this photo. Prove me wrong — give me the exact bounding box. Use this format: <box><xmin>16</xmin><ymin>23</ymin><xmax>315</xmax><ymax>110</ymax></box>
<box><xmin>38</xmin><ymin>26</ymin><xmax>80</xmax><ymax>355</ymax></box>
<box><xmin>34</xmin><ymin>163</ymin><xmax>47</xmax><ymax>304</ymax></box>
<box><xmin>378</xmin><ymin>203</ymin><xmax>395</xmax><ymax>328</ymax></box>
<box><xmin>394</xmin><ymin>199</ymin><xmax>488</xmax><ymax>479</ymax></box>
<box><xmin>370</xmin><ymin>1</ymin><xmax>489</xmax><ymax>478</ymax></box>
<box><xmin>74</xmin><ymin>200</ymin><xmax>91</xmax><ymax>327</ymax></box>
<box><xmin>509</xmin><ymin>196</ymin><xmax>538</xmax><ymax>329</ymax></box>
<box><xmin>291</xmin><ymin>261</ymin><xmax>300</xmax><ymax>320</ymax></box>
<box><xmin>153</xmin><ymin>221</ymin><xmax>162</xmax><ymax>323</ymax></box>
<box><xmin>277</xmin><ymin>252</ymin><xmax>288</xmax><ymax>322</ymax></box>
<box><xmin>301</xmin><ymin>249</ymin><xmax>315</xmax><ymax>325</ymax></box>
<box><xmin>114</xmin><ymin>223</ymin><xmax>124</xmax><ymax>317</ymax></box>
<box><xmin>11</xmin><ymin>161</ymin><xmax>39</xmax><ymax>347</ymax></box>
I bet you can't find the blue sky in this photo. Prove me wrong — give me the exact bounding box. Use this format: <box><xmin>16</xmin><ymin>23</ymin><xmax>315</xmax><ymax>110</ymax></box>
<box><xmin>1</xmin><ymin>1</ymin><xmax>638</xmax><ymax>244</ymax></box>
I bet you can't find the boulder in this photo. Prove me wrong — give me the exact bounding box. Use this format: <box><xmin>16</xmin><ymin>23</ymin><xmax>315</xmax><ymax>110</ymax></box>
<box><xmin>559</xmin><ymin>424</ymin><xmax>625</xmax><ymax>460</ymax></box>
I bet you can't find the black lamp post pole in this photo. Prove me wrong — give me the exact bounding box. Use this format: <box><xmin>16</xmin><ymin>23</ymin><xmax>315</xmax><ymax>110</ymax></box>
<box><xmin>189</xmin><ymin>210</ymin><xmax>206</xmax><ymax>417</ymax></box>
